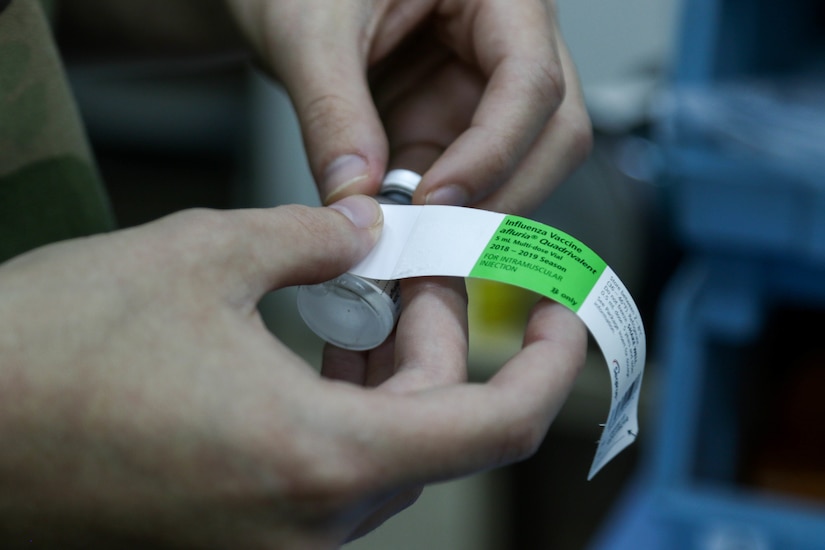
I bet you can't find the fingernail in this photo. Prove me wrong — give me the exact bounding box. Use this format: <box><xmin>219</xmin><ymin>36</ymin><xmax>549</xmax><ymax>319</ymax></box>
<box><xmin>322</xmin><ymin>154</ymin><xmax>369</xmax><ymax>203</ymax></box>
<box><xmin>329</xmin><ymin>195</ymin><xmax>382</xmax><ymax>229</ymax></box>
<box><xmin>425</xmin><ymin>185</ymin><xmax>469</xmax><ymax>206</ymax></box>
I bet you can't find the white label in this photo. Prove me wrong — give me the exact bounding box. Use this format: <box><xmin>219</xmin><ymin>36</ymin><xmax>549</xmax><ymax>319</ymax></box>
<box><xmin>350</xmin><ymin>205</ymin><xmax>647</xmax><ymax>478</ymax></box>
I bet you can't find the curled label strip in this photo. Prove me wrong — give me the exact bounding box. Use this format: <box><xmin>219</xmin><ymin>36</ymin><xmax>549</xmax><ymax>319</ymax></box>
<box><xmin>351</xmin><ymin>205</ymin><xmax>646</xmax><ymax>479</ymax></box>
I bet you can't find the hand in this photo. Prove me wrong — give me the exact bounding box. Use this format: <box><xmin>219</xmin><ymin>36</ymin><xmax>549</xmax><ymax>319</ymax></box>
<box><xmin>228</xmin><ymin>0</ymin><xmax>592</xmax><ymax>214</ymax></box>
<box><xmin>0</xmin><ymin>195</ymin><xmax>586</xmax><ymax>548</ymax></box>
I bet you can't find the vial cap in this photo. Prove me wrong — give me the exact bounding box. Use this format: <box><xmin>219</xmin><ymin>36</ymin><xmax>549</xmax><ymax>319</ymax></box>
<box><xmin>296</xmin><ymin>274</ymin><xmax>399</xmax><ymax>351</ymax></box>
<box><xmin>380</xmin><ymin>169</ymin><xmax>422</xmax><ymax>198</ymax></box>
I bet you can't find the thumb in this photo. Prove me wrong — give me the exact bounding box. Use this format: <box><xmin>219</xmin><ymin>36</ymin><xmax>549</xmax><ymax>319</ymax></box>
<box><xmin>212</xmin><ymin>196</ymin><xmax>384</xmax><ymax>300</ymax></box>
<box><xmin>278</xmin><ymin>17</ymin><xmax>388</xmax><ymax>204</ymax></box>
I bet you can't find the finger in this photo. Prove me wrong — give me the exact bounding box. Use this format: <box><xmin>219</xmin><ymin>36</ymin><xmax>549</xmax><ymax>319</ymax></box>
<box><xmin>474</xmin><ymin>28</ymin><xmax>592</xmax><ymax>215</ymax></box>
<box><xmin>268</xmin><ymin>7</ymin><xmax>389</xmax><ymax>204</ymax></box>
<box><xmin>369</xmin><ymin>28</ymin><xmax>464</xmax><ymax>175</ymax></box>
<box><xmin>383</xmin><ymin>61</ymin><xmax>484</xmax><ymax>178</ymax></box>
<box><xmin>156</xmin><ymin>196</ymin><xmax>383</xmax><ymax>303</ymax></box>
<box><xmin>362</xmin><ymin>335</ymin><xmax>397</xmax><ymax>388</ymax></box>
<box><xmin>493</xmin><ymin>299</ymin><xmax>587</xmax><ymax>397</ymax></box>
<box><xmin>320</xmin><ymin>345</ymin><xmax>368</xmax><ymax>385</ymax></box>
<box><xmin>319</xmin><ymin>336</ymin><xmax>396</xmax><ymax>388</ymax></box>
<box><xmin>367</xmin><ymin>300</ymin><xmax>586</xmax><ymax>484</ymax></box>
<box><xmin>369</xmin><ymin>26</ymin><xmax>452</xmax><ymax>115</ymax></box>
<box><xmin>418</xmin><ymin>0</ymin><xmax>565</xmax><ymax>207</ymax></box>
<box><xmin>379</xmin><ymin>277</ymin><xmax>469</xmax><ymax>394</ymax></box>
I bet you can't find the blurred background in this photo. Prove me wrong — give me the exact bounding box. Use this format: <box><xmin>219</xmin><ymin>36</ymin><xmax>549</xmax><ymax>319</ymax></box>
<box><xmin>54</xmin><ymin>0</ymin><xmax>825</xmax><ymax>547</ymax></box>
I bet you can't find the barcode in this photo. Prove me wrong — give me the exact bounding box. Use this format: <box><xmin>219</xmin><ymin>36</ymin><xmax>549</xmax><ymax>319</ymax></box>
<box><xmin>617</xmin><ymin>375</ymin><xmax>640</xmax><ymax>413</ymax></box>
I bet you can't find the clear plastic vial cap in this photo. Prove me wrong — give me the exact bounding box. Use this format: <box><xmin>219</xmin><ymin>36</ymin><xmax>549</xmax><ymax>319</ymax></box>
<box><xmin>296</xmin><ymin>169</ymin><xmax>422</xmax><ymax>350</ymax></box>
<box><xmin>297</xmin><ymin>274</ymin><xmax>399</xmax><ymax>350</ymax></box>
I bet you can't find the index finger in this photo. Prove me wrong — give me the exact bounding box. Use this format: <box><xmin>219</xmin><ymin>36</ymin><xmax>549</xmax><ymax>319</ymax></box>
<box><xmin>420</xmin><ymin>0</ymin><xmax>564</xmax><ymax>207</ymax></box>
<box><xmin>379</xmin><ymin>276</ymin><xmax>469</xmax><ymax>394</ymax></box>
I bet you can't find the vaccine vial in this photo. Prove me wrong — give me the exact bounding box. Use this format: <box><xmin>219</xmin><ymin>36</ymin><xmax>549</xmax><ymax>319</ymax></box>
<box><xmin>296</xmin><ymin>169</ymin><xmax>422</xmax><ymax>350</ymax></box>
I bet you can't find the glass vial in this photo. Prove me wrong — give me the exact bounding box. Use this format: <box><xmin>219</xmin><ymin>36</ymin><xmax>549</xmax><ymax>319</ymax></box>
<box><xmin>296</xmin><ymin>169</ymin><xmax>422</xmax><ymax>350</ymax></box>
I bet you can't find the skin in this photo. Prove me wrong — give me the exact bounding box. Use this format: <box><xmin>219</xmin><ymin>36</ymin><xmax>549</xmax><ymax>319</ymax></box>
<box><xmin>228</xmin><ymin>0</ymin><xmax>592</xmax><ymax>213</ymax></box>
<box><xmin>0</xmin><ymin>197</ymin><xmax>586</xmax><ymax>547</ymax></box>
<box><xmin>61</xmin><ymin>0</ymin><xmax>592</xmax><ymax>214</ymax></box>
<box><xmin>1</xmin><ymin>1</ymin><xmax>592</xmax><ymax>545</ymax></box>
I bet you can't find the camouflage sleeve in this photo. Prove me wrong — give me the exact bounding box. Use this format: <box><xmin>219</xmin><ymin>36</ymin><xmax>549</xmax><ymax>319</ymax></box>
<box><xmin>0</xmin><ymin>0</ymin><xmax>115</xmax><ymax>264</ymax></box>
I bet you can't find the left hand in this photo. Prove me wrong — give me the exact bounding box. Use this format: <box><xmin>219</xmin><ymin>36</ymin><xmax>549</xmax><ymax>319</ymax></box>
<box><xmin>227</xmin><ymin>0</ymin><xmax>592</xmax><ymax>214</ymax></box>
<box><xmin>0</xmin><ymin>198</ymin><xmax>587</xmax><ymax>548</ymax></box>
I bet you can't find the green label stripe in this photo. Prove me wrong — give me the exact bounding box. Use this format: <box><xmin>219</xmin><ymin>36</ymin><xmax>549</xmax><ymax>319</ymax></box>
<box><xmin>469</xmin><ymin>215</ymin><xmax>607</xmax><ymax>312</ymax></box>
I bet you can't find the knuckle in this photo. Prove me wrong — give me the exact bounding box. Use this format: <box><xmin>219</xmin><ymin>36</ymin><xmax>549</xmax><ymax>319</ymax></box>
<box><xmin>275</xmin><ymin>204</ymin><xmax>325</xmax><ymax>235</ymax></box>
<box><xmin>299</xmin><ymin>93</ymin><xmax>358</xmax><ymax>164</ymax></box>
<box><xmin>273</xmin><ymin>204</ymin><xmax>348</xmax><ymax>258</ymax></box>
<box><xmin>173</xmin><ymin>208</ymin><xmax>237</xmax><ymax>249</ymax></box>
<box><xmin>279</xmin><ymin>446</ymin><xmax>377</xmax><ymax>509</ymax></box>
<box><xmin>481</xmin><ymin>126</ymin><xmax>523</xmax><ymax>177</ymax></box>
<box><xmin>531</xmin><ymin>57</ymin><xmax>566</xmax><ymax>111</ymax></box>
<box><xmin>172</xmin><ymin>207</ymin><xmax>231</xmax><ymax>235</ymax></box>
<box><xmin>153</xmin><ymin>208</ymin><xmax>242</xmax><ymax>271</ymax></box>
<box><xmin>563</xmin><ymin>107</ymin><xmax>594</xmax><ymax>164</ymax></box>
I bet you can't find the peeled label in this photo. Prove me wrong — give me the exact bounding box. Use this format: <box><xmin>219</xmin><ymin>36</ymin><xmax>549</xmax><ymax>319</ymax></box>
<box><xmin>350</xmin><ymin>205</ymin><xmax>646</xmax><ymax>479</ymax></box>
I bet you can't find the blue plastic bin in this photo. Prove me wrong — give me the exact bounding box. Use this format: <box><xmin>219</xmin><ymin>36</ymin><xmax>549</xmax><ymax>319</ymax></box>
<box><xmin>593</xmin><ymin>255</ymin><xmax>825</xmax><ymax>550</ymax></box>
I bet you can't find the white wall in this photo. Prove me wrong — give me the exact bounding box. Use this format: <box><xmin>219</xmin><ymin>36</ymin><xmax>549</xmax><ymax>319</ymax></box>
<box><xmin>557</xmin><ymin>0</ymin><xmax>681</xmax><ymax>88</ymax></box>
